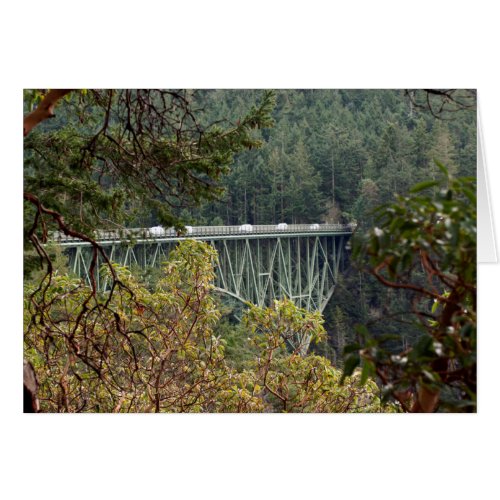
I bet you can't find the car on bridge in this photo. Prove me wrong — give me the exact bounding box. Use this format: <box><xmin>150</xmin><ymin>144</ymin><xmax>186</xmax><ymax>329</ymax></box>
<box><xmin>309</xmin><ymin>223</ymin><xmax>320</xmax><ymax>230</ymax></box>
<box><xmin>149</xmin><ymin>225</ymin><xmax>166</xmax><ymax>236</ymax></box>
<box><xmin>239</xmin><ymin>224</ymin><xmax>253</xmax><ymax>232</ymax></box>
<box><xmin>276</xmin><ymin>223</ymin><xmax>288</xmax><ymax>230</ymax></box>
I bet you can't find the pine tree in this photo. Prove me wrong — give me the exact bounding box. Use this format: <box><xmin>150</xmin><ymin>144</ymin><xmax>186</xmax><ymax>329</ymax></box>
<box><xmin>283</xmin><ymin>139</ymin><xmax>325</xmax><ymax>223</ymax></box>
<box><xmin>429</xmin><ymin>121</ymin><xmax>459</xmax><ymax>176</ymax></box>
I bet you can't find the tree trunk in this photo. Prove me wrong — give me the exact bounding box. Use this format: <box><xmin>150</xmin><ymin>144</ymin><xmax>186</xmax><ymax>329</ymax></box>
<box><xmin>23</xmin><ymin>360</ymin><xmax>40</xmax><ymax>412</ymax></box>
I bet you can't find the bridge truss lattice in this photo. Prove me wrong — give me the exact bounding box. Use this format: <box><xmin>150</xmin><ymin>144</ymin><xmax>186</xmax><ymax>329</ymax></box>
<box><xmin>60</xmin><ymin>224</ymin><xmax>354</xmax><ymax>313</ymax></box>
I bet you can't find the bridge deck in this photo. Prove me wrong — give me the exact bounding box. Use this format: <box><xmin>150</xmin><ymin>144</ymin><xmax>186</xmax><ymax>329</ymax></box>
<box><xmin>52</xmin><ymin>223</ymin><xmax>356</xmax><ymax>246</ymax></box>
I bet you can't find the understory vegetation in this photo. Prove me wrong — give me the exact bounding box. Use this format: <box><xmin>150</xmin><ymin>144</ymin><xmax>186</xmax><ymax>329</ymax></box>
<box><xmin>24</xmin><ymin>240</ymin><xmax>394</xmax><ymax>413</ymax></box>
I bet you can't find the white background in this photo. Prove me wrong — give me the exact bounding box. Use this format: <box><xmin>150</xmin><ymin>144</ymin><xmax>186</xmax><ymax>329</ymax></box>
<box><xmin>1</xmin><ymin>1</ymin><xmax>498</xmax><ymax>499</ymax></box>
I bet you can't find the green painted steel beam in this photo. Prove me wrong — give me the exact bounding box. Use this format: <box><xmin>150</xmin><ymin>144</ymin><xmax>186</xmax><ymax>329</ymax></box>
<box><xmin>60</xmin><ymin>226</ymin><xmax>354</xmax><ymax>315</ymax></box>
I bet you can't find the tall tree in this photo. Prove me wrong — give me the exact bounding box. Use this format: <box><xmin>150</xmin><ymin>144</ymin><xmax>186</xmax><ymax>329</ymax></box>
<box><xmin>429</xmin><ymin>121</ymin><xmax>459</xmax><ymax>176</ymax></box>
<box><xmin>24</xmin><ymin>89</ymin><xmax>276</xmax><ymax>282</ymax></box>
<box><xmin>282</xmin><ymin>138</ymin><xmax>325</xmax><ymax>223</ymax></box>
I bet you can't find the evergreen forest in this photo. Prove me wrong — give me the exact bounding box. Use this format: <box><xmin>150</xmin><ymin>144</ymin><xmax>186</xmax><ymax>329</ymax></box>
<box><xmin>23</xmin><ymin>89</ymin><xmax>477</xmax><ymax>413</ymax></box>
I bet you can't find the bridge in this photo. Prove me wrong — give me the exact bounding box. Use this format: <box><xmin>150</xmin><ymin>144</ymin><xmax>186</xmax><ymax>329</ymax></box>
<box><xmin>55</xmin><ymin>223</ymin><xmax>356</xmax><ymax>314</ymax></box>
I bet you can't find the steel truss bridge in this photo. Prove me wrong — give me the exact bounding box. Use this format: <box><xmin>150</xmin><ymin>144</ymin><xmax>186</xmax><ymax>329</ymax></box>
<box><xmin>56</xmin><ymin>223</ymin><xmax>356</xmax><ymax>313</ymax></box>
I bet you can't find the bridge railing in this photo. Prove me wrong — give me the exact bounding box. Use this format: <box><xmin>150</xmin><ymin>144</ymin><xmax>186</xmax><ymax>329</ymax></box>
<box><xmin>50</xmin><ymin>223</ymin><xmax>357</xmax><ymax>244</ymax></box>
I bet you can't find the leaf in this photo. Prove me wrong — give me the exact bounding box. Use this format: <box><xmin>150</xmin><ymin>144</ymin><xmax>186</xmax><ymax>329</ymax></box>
<box><xmin>409</xmin><ymin>180</ymin><xmax>439</xmax><ymax>193</ymax></box>
<box><xmin>342</xmin><ymin>353</ymin><xmax>360</xmax><ymax>380</ymax></box>
<box><xmin>360</xmin><ymin>360</ymin><xmax>375</xmax><ymax>385</ymax></box>
<box><xmin>433</xmin><ymin>160</ymin><xmax>449</xmax><ymax>176</ymax></box>
<box><xmin>412</xmin><ymin>335</ymin><xmax>434</xmax><ymax>358</ymax></box>
<box><xmin>461</xmin><ymin>187</ymin><xmax>476</xmax><ymax>204</ymax></box>
<box><xmin>343</xmin><ymin>343</ymin><xmax>361</xmax><ymax>354</ymax></box>
<box><xmin>431</xmin><ymin>298</ymin><xmax>439</xmax><ymax>314</ymax></box>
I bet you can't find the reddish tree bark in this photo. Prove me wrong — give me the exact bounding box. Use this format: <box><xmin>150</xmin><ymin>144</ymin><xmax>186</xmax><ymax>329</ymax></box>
<box><xmin>24</xmin><ymin>89</ymin><xmax>72</xmax><ymax>136</ymax></box>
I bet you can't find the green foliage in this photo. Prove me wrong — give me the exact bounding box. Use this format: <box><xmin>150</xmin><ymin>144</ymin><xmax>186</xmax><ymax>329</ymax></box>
<box><xmin>24</xmin><ymin>89</ymin><xmax>477</xmax><ymax>413</ymax></box>
<box><xmin>344</xmin><ymin>166</ymin><xmax>476</xmax><ymax>412</ymax></box>
<box><xmin>243</xmin><ymin>300</ymin><xmax>395</xmax><ymax>413</ymax></box>
<box><xmin>25</xmin><ymin>240</ymin><xmax>262</xmax><ymax>412</ymax></box>
<box><xmin>243</xmin><ymin>298</ymin><xmax>326</xmax><ymax>355</ymax></box>
<box><xmin>25</xmin><ymin>241</ymin><xmax>395</xmax><ymax>413</ymax></box>
<box><xmin>188</xmin><ymin>90</ymin><xmax>475</xmax><ymax>226</ymax></box>
<box><xmin>24</xmin><ymin>89</ymin><xmax>276</xmax><ymax>249</ymax></box>
<box><xmin>215</xmin><ymin>319</ymin><xmax>259</xmax><ymax>371</ymax></box>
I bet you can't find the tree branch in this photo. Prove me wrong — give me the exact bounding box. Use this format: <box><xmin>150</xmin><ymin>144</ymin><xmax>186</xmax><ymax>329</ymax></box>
<box><xmin>24</xmin><ymin>89</ymin><xmax>73</xmax><ymax>136</ymax></box>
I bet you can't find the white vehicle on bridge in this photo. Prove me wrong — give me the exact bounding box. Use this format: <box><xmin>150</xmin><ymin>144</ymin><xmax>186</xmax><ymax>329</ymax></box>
<box><xmin>276</xmin><ymin>223</ymin><xmax>288</xmax><ymax>230</ymax></box>
<box><xmin>149</xmin><ymin>225</ymin><xmax>165</xmax><ymax>236</ymax></box>
<box><xmin>309</xmin><ymin>223</ymin><xmax>320</xmax><ymax>230</ymax></box>
<box><xmin>59</xmin><ymin>223</ymin><xmax>355</xmax><ymax>323</ymax></box>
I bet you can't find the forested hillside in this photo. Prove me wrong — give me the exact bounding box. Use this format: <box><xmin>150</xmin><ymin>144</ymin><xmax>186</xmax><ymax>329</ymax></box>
<box><xmin>180</xmin><ymin>90</ymin><xmax>476</xmax><ymax>227</ymax></box>
<box><xmin>180</xmin><ymin>90</ymin><xmax>476</xmax><ymax>374</ymax></box>
<box><xmin>23</xmin><ymin>89</ymin><xmax>476</xmax><ymax>412</ymax></box>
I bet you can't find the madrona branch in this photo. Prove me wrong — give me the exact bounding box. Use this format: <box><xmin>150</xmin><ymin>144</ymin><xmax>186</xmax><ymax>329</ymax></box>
<box><xmin>23</xmin><ymin>89</ymin><xmax>72</xmax><ymax>136</ymax></box>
